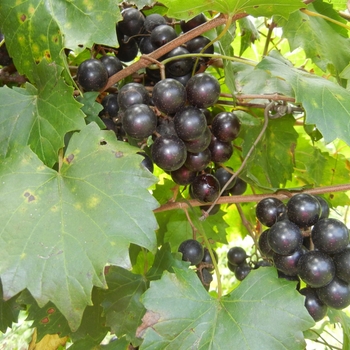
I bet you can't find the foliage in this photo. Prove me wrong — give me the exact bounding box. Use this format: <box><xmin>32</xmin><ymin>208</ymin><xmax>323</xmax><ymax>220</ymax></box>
<box><xmin>0</xmin><ymin>0</ymin><xmax>350</xmax><ymax>349</ymax></box>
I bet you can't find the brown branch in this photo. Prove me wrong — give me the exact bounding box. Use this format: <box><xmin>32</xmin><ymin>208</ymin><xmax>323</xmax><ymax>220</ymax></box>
<box><xmin>153</xmin><ymin>183</ymin><xmax>350</xmax><ymax>213</ymax></box>
<box><xmin>0</xmin><ymin>68</ymin><xmax>27</xmax><ymax>84</ymax></box>
<box><xmin>101</xmin><ymin>12</ymin><xmax>248</xmax><ymax>91</ymax></box>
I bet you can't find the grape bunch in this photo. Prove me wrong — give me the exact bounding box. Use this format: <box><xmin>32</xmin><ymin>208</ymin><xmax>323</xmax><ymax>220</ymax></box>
<box><xmin>255</xmin><ymin>193</ymin><xmax>350</xmax><ymax>322</ymax></box>
<box><xmin>74</xmin><ymin>7</ymin><xmax>248</xmax><ymax>212</ymax></box>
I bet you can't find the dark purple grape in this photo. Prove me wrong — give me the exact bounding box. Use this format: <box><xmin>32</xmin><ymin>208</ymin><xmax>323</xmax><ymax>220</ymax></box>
<box><xmin>100</xmin><ymin>55</ymin><xmax>123</xmax><ymax>77</ymax></box>
<box><xmin>164</xmin><ymin>46</ymin><xmax>193</xmax><ymax>77</ymax></box>
<box><xmin>211</xmin><ymin>112</ymin><xmax>241</xmax><ymax>142</ymax></box>
<box><xmin>138</xmin><ymin>151</ymin><xmax>154</xmax><ymax>173</ymax></box>
<box><xmin>139</xmin><ymin>36</ymin><xmax>156</xmax><ymax>54</ymax></box>
<box><xmin>118</xmin><ymin>8</ymin><xmax>145</xmax><ymax>37</ymax></box>
<box><xmin>150</xmin><ymin>24</ymin><xmax>177</xmax><ymax>48</ymax></box>
<box><xmin>170</xmin><ymin>72</ymin><xmax>192</xmax><ymax>86</ymax></box>
<box><xmin>197</xmin><ymin>268</ymin><xmax>213</xmax><ymax>290</ymax></box>
<box><xmin>156</xmin><ymin>118</ymin><xmax>176</xmax><ymax>137</ymax></box>
<box><xmin>208</xmin><ymin>136</ymin><xmax>233</xmax><ymax>163</ymax></box>
<box><xmin>186</xmin><ymin>73</ymin><xmax>220</xmax><ymax>108</ymax></box>
<box><xmin>101</xmin><ymin>93</ymin><xmax>119</xmax><ymax>118</ymax></box>
<box><xmin>287</xmin><ymin>193</ymin><xmax>321</xmax><ymax>228</ymax></box>
<box><xmin>151</xmin><ymin>134</ymin><xmax>187</xmax><ymax>171</ymax></box>
<box><xmin>145</xmin><ymin>66</ymin><xmax>161</xmax><ymax>82</ymax></box>
<box><xmin>174</xmin><ymin>106</ymin><xmax>207</xmax><ymax>141</ymax></box>
<box><xmin>299</xmin><ymin>287</ymin><xmax>328</xmax><ymax>322</ymax></box>
<box><xmin>101</xmin><ymin>118</ymin><xmax>116</xmax><ymax>132</ymax></box>
<box><xmin>214</xmin><ymin>167</ymin><xmax>235</xmax><ymax>190</ymax></box>
<box><xmin>201</xmin><ymin>248</ymin><xmax>218</xmax><ymax>272</ymax></box>
<box><xmin>258</xmin><ymin>229</ymin><xmax>273</xmax><ymax>258</ymax></box>
<box><xmin>190</xmin><ymin>173</ymin><xmax>220</xmax><ymax>203</ymax></box>
<box><xmin>334</xmin><ymin>247</ymin><xmax>350</xmax><ymax>283</ymax></box>
<box><xmin>116</xmin><ymin>35</ymin><xmax>138</xmax><ymax>62</ymax></box>
<box><xmin>235</xmin><ymin>263</ymin><xmax>251</xmax><ymax>281</ymax></box>
<box><xmin>316</xmin><ymin>277</ymin><xmax>350</xmax><ymax>309</ymax></box>
<box><xmin>122</xmin><ymin>104</ymin><xmax>157</xmax><ymax>139</ymax></box>
<box><xmin>178</xmin><ymin>239</ymin><xmax>204</xmax><ymax>265</ymax></box>
<box><xmin>180</xmin><ymin>13</ymin><xmax>207</xmax><ymax>32</ymax></box>
<box><xmin>144</xmin><ymin>14</ymin><xmax>167</xmax><ymax>33</ymax></box>
<box><xmin>228</xmin><ymin>261</ymin><xmax>236</xmax><ymax>273</ymax></box>
<box><xmin>152</xmin><ymin>79</ymin><xmax>187</xmax><ymax>115</ymax></box>
<box><xmin>311</xmin><ymin>218</ymin><xmax>349</xmax><ymax>255</ymax></box>
<box><xmin>170</xmin><ymin>165</ymin><xmax>197</xmax><ymax>185</ymax></box>
<box><xmin>227</xmin><ymin>246</ymin><xmax>247</xmax><ymax>266</ymax></box>
<box><xmin>267</xmin><ymin>220</ymin><xmax>303</xmax><ymax>255</ymax></box>
<box><xmin>200</xmin><ymin>204</ymin><xmax>221</xmax><ymax>215</ymax></box>
<box><xmin>256</xmin><ymin>197</ymin><xmax>287</xmax><ymax>227</ymax></box>
<box><xmin>77</xmin><ymin>59</ymin><xmax>108</xmax><ymax>91</ymax></box>
<box><xmin>273</xmin><ymin>247</ymin><xmax>307</xmax><ymax>276</ymax></box>
<box><xmin>183</xmin><ymin>127</ymin><xmax>211</xmax><ymax>153</ymax></box>
<box><xmin>229</xmin><ymin>178</ymin><xmax>247</xmax><ymax>196</ymax></box>
<box><xmin>297</xmin><ymin>250</ymin><xmax>335</xmax><ymax>288</ymax></box>
<box><xmin>184</xmin><ymin>149</ymin><xmax>211</xmax><ymax>172</ymax></box>
<box><xmin>118</xmin><ymin>83</ymin><xmax>150</xmax><ymax>111</ymax></box>
<box><xmin>315</xmin><ymin>196</ymin><xmax>330</xmax><ymax>220</ymax></box>
<box><xmin>185</xmin><ymin>36</ymin><xmax>214</xmax><ymax>56</ymax></box>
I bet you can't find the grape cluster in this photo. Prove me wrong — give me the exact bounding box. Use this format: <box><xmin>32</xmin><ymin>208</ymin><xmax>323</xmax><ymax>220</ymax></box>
<box><xmin>256</xmin><ymin>193</ymin><xmax>350</xmax><ymax>321</ymax></box>
<box><xmin>74</xmin><ymin>7</ymin><xmax>248</xmax><ymax>211</ymax></box>
<box><xmin>178</xmin><ymin>239</ymin><xmax>218</xmax><ymax>290</ymax></box>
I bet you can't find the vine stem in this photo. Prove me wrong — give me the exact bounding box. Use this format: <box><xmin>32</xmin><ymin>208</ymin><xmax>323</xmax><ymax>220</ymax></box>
<box><xmin>153</xmin><ymin>183</ymin><xmax>350</xmax><ymax>213</ymax></box>
<box><xmin>100</xmin><ymin>12</ymin><xmax>248</xmax><ymax>91</ymax></box>
<box><xmin>300</xmin><ymin>8</ymin><xmax>350</xmax><ymax>31</ymax></box>
<box><xmin>200</xmin><ymin>101</ymin><xmax>275</xmax><ymax>219</ymax></box>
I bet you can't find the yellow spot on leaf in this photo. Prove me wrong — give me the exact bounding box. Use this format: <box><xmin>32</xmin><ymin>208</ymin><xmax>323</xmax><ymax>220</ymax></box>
<box><xmin>28</xmin><ymin>5</ymin><xmax>35</xmax><ymax>14</ymax></box>
<box><xmin>21</xmin><ymin>253</ymin><xmax>26</xmax><ymax>259</ymax></box>
<box><xmin>87</xmin><ymin>196</ymin><xmax>100</xmax><ymax>208</ymax></box>
<box><xmin>31</xmin><ymin>43</ymin><xmax>40</xmax><ymax>54</ymax></box>
<box><xmin>74</xmin><ymin>202</ymin><xmax>82</xmax><ymax>210</ymax></box>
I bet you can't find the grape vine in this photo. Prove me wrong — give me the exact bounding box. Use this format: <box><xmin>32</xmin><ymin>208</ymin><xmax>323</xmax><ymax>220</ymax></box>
<box><xmin>0</xmin><ymin>0</ymin><xmax>350</xmax><ymax>349</ymax></box>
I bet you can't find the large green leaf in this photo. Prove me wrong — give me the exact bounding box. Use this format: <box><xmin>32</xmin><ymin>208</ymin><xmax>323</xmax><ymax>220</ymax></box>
<box><xmin>0</xmin><ymin>0</ymin><xmax>120</xmax><ymax>82</ymax></box>
<box><xmin>102</xmin><ymin>267</ymin><xmax>148</xmax><ymax>346</ymax></box>
<box><xmin>282</xmin><ymin>1</ymin><xmax>350</xmax><ymax>75</ymax></box>
<box><xmin>139</xmin><ymin>268</ymin><xmax>314</xmax><ymax>349</ymax></box>
<box><xmin>0</xmin><ymin>61</ymin><xmax>85</xmax><ymax>167</ymax></box>
<box><xmin>0</xmin><ymin>123</ymin><xmax>158</xmax><ymax>330</ymax></box>
<box><xmin>241</xmin><ymin>114</ymin><xmax>298</xmax><ymax>189</ymax></box>
<box><xmin>257</xmin><ymin>54</ymin><xmax>350</xmax><ymax>145</ymax></box>
<box><xmin>161</xmin><ymin>0</ymin><xmax>303</xmax><ymax>20</ymax></box>
<box><xmin>0</xmin><ymin>283</ymin><xmax>21</xmax><ymax>333</ymax></box>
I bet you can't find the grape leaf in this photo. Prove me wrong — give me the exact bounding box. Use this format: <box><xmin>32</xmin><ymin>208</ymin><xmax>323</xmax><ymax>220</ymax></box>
<box><xmin>161</xmin><ymin>0</ymin><xmax>303</xmax><ymax>20</ymax></box>
<box><xmin>139</xmin><ymin>267</ymin><xmax>314</xmax><ymax>349</ymax></box>
<box><xmin>0</xmin><ymin>283</ymin><xmax>21</xmax><ymax>333</ymax></box>
<box><xmin>238</xmin><ymin>17</ymin><xmax>260</xmax><ymax>56</ymax></box>
<box><xmin>18</xmin><ymin>290</ymin><xmax>71</xmax><ymax>341</ymax></box>
<box><xmin>257</xmin><ymin>53</ymin><xmax>350</xmax><ymax>145</ymax></box>
<box><xmin>0</xmin><ymin>0</ymin><xmax>120</xmax><ymax>81</ymax></box>
<box><xmin>146</xmin><ymin>243</ymin><xmax>188</xmax><ymax>281</ymax></box>
<box><xmin>241</xmin><ymin>114</ymin><xmax>298</xmax><ymax>189</ymax></box>
<box><xmin>0</xmin><ymin>61</ymin><xmax>85</xmax><ymax>167</ymax></box>
<box><xmin>232</xmin><ymin>62</ymin><xmax>294</xmax><ymax>97</ymax></box>
<box><xmin>102</xmin><ymin>267</ymin><xmax>147</xmax><ymax>346</ymax></box>
<box><xmin>0</xmin><ymin>123</ymin><xmax>158</xmax><ymax>331</ymax></box>
<box><xmin>76</xmin><ymin>92</ymin><xmax>105</xmax><ymax>129</ymax></box>
<box><xmin>282</xmin><ymin>2</ymin><xmax>350</xmax><ymax>75</ymax></box>
<box><xmin>293</xmin><ymin>136</ymin><xmax>350</xmax><ymax>206</ymax></box>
